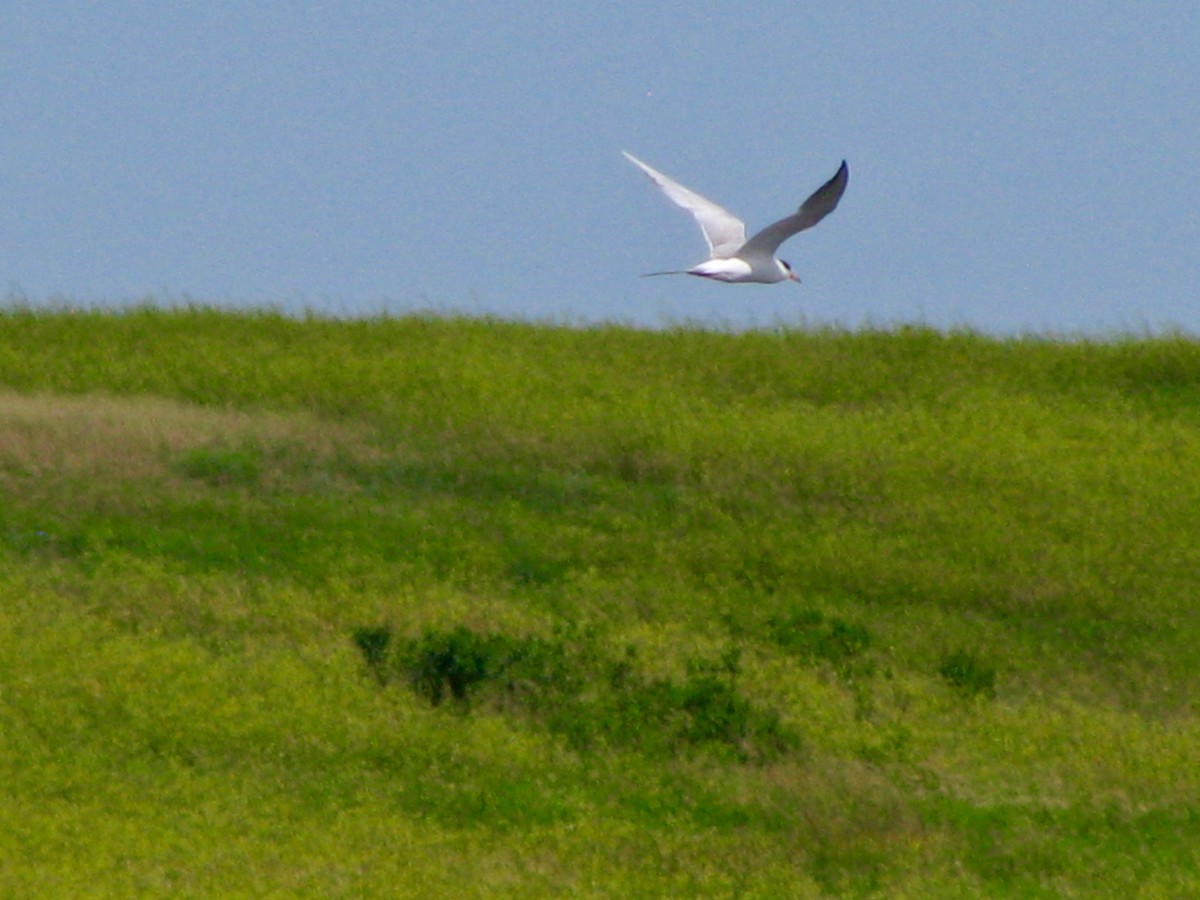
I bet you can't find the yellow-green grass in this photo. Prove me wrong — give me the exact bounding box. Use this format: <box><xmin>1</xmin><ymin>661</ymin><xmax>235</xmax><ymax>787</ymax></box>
<box><xmin>1</xmin><ymin>306</ymin><xmax>1199</xmax><ymax>895</ymax></box>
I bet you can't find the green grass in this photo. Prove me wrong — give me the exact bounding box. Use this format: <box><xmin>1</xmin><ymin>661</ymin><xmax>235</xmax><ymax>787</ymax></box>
<box><xmin>2</xmin><ymin>305</ymin><xmax>1200</xmax><ymax>895</ymax></box>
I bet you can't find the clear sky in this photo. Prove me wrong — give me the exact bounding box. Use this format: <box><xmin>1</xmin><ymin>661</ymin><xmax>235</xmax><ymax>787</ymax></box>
<box><xmin>3</xmin><ymin>4</ymin><xmax>1198</xmax><ymax>332</ymax></box>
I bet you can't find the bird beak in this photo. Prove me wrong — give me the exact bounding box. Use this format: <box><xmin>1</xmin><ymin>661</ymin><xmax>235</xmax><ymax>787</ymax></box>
<box><xmin>788</xmin><ymin>271</ymin><xmax>801</xmax><ymax>283</ymax></box>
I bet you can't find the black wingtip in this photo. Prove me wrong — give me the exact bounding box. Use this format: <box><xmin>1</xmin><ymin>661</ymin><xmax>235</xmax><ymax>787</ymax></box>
<box><xmin>826</xmin><ymin>160</ymin><xmax>849</xmax><ymax>196</ymax></box>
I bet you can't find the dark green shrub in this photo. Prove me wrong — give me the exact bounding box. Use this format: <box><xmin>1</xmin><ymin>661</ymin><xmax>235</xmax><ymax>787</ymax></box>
<box><xmin>352</xmin><ymin>626</ymin><xmax>392</xmax><ymax>684</ymax></box>
<box><xmin>351</xmin><ymin>624</ymin><xmax>797</xmax><ymax>762</ymax></box>
<box><xmin>405</xmin><ymin>627</ymin><xmax>520</xmax><ymax>705</ymax></box>
<box><xmin>568</xmin><ymin>652</ymin><xmax>795</xmax><ymax>762</ymax></box>
<box><xmin>939</xmin><ymin>650</ymin><xmax>997</xmax><ymax>699</ymax></box>
<box><xmin>768</xmin><ymin>609</ymin><xmax>871</xmax><ymax>666</ymax></box>
<box><xmin>358</xmin><ymin>626</ymin><xmax>578</xmax><ymax>708</ymax></box>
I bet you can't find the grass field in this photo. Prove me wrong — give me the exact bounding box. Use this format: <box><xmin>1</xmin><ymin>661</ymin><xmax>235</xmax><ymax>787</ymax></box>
<box><xmin>2</xmin><ymin>306</ymin><xmax>1199</xmax><ymax>896</ymax></box>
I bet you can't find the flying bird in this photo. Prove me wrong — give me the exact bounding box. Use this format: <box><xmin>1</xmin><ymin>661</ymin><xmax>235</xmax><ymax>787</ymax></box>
<box><xmin>623</xmin><ymin>151</ymin><xmax>848</xmax><ymax>284</ymax></box>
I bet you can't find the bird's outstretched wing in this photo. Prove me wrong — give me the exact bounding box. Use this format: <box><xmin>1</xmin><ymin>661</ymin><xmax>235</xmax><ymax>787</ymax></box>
<box><xmin>622</xmin><ymin>151</ymin><xmax>746</xmax><ymax>259</ymax></box>
<box><xmin>738</xmin><ymin>161</ymin><xmax>848</xmax><ymax>260</ymax></box>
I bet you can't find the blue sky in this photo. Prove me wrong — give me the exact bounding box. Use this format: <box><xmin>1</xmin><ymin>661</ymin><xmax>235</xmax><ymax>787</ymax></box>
<box><xmin>3</xmin><ymin>4</ymin><xmax>1198</xmax><ymax>332</ymax></box>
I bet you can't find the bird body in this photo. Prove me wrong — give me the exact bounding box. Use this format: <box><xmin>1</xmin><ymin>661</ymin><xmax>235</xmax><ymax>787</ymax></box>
<box><xmin>623</xmin><ymin>151</ymin><xmax>848</xmax><ymax>284</ymax></box>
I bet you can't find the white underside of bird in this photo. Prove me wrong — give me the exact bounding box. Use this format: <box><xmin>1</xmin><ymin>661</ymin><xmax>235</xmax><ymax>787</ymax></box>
<box><xmin>623</xmin><ymin>151</ymin><xmax>848</xmax><ymax>284</ymax></box>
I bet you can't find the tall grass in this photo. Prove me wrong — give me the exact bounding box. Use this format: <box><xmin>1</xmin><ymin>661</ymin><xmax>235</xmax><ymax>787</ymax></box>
<box><xmin>1</xmin><ymin>306</ymin><xmax>1199</xmax><ymax>895</ymax></box>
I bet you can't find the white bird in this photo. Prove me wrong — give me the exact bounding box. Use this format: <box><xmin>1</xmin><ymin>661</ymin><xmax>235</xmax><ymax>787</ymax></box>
<box><xmin>623</xmin><ymin>151</ymin><xmax>848</xmax><ymax>284</ymax></box>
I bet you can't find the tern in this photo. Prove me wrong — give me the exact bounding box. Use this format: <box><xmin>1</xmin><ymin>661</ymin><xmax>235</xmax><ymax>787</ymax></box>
<box><xmin>623</xmin><ymin>151</ymin><xmax>848</xmax><ymax>284</ymax></box>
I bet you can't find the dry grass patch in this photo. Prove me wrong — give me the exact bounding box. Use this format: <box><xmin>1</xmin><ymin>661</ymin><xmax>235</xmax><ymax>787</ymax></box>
<box><xmin>0</xmin><ymin>390</ymin><xmax>383</xmax><ymax>490</ymax></box>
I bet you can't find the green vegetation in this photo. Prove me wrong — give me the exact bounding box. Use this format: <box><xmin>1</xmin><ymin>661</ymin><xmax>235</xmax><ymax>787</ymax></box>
<box><xmin>360</xmin><ymin>623</ymin><xmax>796</xmax><ymax>762</ymax></box>
<box><xmin>2</xmin><ymin>305</ymin><xmax>1199</xmax><ymax>895</ymax></box>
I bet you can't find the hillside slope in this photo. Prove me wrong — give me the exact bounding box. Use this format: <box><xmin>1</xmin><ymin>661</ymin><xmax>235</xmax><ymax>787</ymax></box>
<box><xmin>2</xmin><ymin>308</ymin><xmax>1198</xmax><ymax>895</ymax></box>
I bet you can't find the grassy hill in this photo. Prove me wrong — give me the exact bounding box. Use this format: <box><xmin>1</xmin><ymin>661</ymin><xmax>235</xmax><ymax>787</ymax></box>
<box><xmin>2</xmin><ymin>306</ymin><xmax>1199</xmax><ymax>895</ymax></box>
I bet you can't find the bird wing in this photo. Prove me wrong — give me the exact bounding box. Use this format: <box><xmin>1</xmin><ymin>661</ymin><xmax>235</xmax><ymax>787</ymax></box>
<box><xmin>738</xmin><ymin>161</ymin><xmax>848</xmax><ymax>260</ymax></box>
<box><xmin>623</xmin><ymin>151</ymin><xmax>746</xmax><ymax>259</ymax></box>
